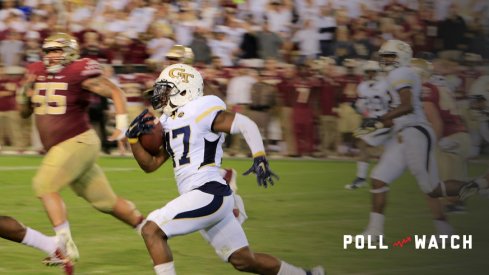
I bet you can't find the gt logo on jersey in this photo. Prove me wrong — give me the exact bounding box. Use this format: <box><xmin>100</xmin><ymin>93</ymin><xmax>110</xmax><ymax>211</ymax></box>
<box><xmin>169</xmin><ymin>68</ymin><xmax>194</xmax><ymax>83</ymax></box>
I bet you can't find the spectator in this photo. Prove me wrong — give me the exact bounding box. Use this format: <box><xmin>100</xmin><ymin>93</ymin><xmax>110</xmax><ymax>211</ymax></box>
<box><xmin>317</xmin><ymin>4</ymin><xmax>337</xmax><ymax>57</ymax></box>
<box><xmin>239</xmin><ymin>22</ymin><xmax>260</xmax><ymax>60</ymax></box>
<box><xmin>79</xmin><ymin>30</ymin><xmax>113</xmax><ymax>64</ymax></box>
<box><xmin>276</xmin><ymin>63</ymin><xmax>298</xmax><ymax>156</ymax></box>
<box><xmin>315</xmin><ymin>57</ymin><xmax>339</xmax><ymax>157</ymax></box>
<box><xmin>23</xmin><ymin>31</ymin><xmax>42</xmax><ymax>64</ymax></box>
<box><xmin>189</xmin><ymin>27</ymin><xmax>212</xmax><ymax>65</ymax></box>
<box><xmin>291</xmin><ymin>64</ymin><xmax>318</xmax><ymax>156</ymax></box>
<box><xmin>256</xmin><ymin>20</ymin><xmax>284</xmax><ymax>60</ymax></box>
<box><xmin>332</xmin><ymin>26</ymin><xmax>355</xmax><ymax>65</ymax></box>
<box><xmin>351</xmin><ymin>27</ymin><xmax>373</xmax><ymax>60</ymax></box>
<box><xmin>226</xmin><ymin>63</ymin><xmax>258</xmax><ymax>156</ymax></box>
<box><xmin>208</xmin><ymin>27</ymin><xmax>238</xmax><ymax>67</ymax></box>
<box><xmin>265</xmin><ymin>0</ymin><xmax>293</xmax><ymax>34</ymax></box>
<box><xmin>291</xmin><ymin>19</ymin><xmax>321</xmax><ymax>64</ymax></box>
<box><xmin>145</xmin><ymin>22</ymin><xmax>175</xmax><ymax>65</ymax></box>
<box><xmin>248</xmin><ymin>66</ymin><xmax>279</xmax><ymax>151</ymax></box>
<box><xmin>438</xmin><ymin>3</ymin><xmax>468</xmax><ymax>53</ymax></box>
<box><xmin>173</xmin><ymin>4</ymin><xmax>199</xmax><ymax>46</ymax></box>
<box><xmin>0</xmin><ymin>65</ymin><xmax>25</xmax><ymax>150</ymax></box>
<box><xmin>335</xmin><ymin>59</ymin><xmax>362</xmax><ymax>155</ymax></box>
<box><xmin>0</xmin><ymin>30</ymin><xmax>24</xmax><ymax>67</ymax></box>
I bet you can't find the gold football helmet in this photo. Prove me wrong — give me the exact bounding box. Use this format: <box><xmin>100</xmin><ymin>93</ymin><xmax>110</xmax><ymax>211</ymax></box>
<box><xmin>165</xmin><ymin>45</ymin><xmax>194</xmax><ymax>64</ymax></box>
<box><xmin>42</xmin><ymin>33</ymin><xmax>80</xmax><ymax>73</ymax></box>
<box><xmin>410</xmin><ymin>58</ymin><xmax>432</xmax><ymax>81</ymax></box>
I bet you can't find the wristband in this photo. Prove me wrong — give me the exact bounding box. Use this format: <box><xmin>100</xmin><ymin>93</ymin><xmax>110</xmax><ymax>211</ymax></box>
<box><xmin>127</xmin><ymin>137</ymin><xmax>139</xmax><ymax>144</ymax></box>
<box><xmin>115</xmin><ymin>114</ymin><xmax>129</xmax><ymax>130</ymax></box>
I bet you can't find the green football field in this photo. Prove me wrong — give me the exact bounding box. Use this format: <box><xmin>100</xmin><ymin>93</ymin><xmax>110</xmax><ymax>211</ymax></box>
<box><xmin>0</xmin><ymin>155</ymin><xmax>488</xmax><ymax>275</ymax></box>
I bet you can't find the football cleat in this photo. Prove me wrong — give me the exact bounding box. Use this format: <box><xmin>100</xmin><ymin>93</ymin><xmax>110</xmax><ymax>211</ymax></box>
<box><xmin>42</xmin><ymin>248</ymin><xmax>74</xmax><ymax>275</ymax></box>
<box><xmin>57</xmin><ymin>233</ymin><xmax>80</xmax><ymax>262</ymax></box>
<box><xmin>459</xmin><ymin>181</ymin><xmax>479</xmax><ymax>201</ymax></box>
<box><xmin>445</xmin><ymin>201</ymin><xmax>466</xmax><ymax>214</ymax></box>
<box><xmin>306</xmin><ymin>265</ymin><xmax>325</xmax><ymax>275</ymax></box>
<box><xmin>345</xmin><ymin>177</ymin><xmax>367</xmax><ymax>190</ymax></box>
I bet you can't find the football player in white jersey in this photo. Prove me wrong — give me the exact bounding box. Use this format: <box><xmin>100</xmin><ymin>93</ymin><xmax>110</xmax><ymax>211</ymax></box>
<box><xmin>126</xmin><ymin>64</ymin><xmax>324</xmax><ymax>275</ymax></box>
<box><xmin>346</xmin><ymin>61</ymin><xmax>391</xmax><ymax>189</ymax></box>
<box><xmin>354</xmin><ymin>40</ymin><xmax>482</xmax><ymax>240</ymax></box>
<box><xmin>165</xmin><ymin>45</ymin><xmax>248</xmax><ymax>224</ymax></box>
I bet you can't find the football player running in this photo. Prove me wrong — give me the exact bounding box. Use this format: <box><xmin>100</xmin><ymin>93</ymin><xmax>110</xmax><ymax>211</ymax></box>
<box><xmin>346</xmin><ymin>61</ymin><xmax>391</xmax><ymax>190</ymax></box>
<box><xmin>0</xmin><ymin>215</ymin><xmax>73</xmax><ymax>274</ymax></box>
<box><xmin>161</xmin><ymin>44</ymin><xmax>247</xmax><ymax>223</ymax></box>
<box><xmin>127</xmin><ymin>63</ymin><xmax>324</xmax><ymax>275</ymax></box>
<box><xmin>354</xmin><ymin>40</ymin><xmax>483</xmax><ymax>240</ymax></box>
<box><xmin>417</xmin><ymin>58</ymin><xmax>471</xmax><ymax>213</ymax></box>
<box><xmin>19</xmin><ymin>33</ymin><xmax>145</xmax><ymax>265</ymax></box>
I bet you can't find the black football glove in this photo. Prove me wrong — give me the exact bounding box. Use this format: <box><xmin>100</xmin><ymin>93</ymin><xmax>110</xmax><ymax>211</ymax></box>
<box><xmin>125</xmin><ymin>109</ymin><xmax>155</xmax><ymax>139</ymax></box>
<box><xmin>243</xmin><ymin>156</ymin><xmax>279</xmax><ymax>188</ymax></box>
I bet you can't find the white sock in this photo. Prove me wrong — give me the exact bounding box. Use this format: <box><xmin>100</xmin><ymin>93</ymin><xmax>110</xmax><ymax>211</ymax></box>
<box><xmin>366</xmin><ymin>212</ymin><xmax>384</xmax><ymax>234</ymax></box>
<box><xmin>21</xmin><ymin>227</ymin><xmax>57</xmax><ymax>255</ymax></box>
<box><xmin>154</xmin><ymin>262</ymin><xmax>176</xmax><ymax>275</ymax></box>
<box><xmin>357</xmin><ymin>161</ymin><xmax>369</xmax><ymax>179</ymax></box>
<box><xmin>135</xmin><ymin>219</ymin><xmax>147</xmax><ymax>236</ymax></box>
<box><xmin>277</xmin><ymin>261</ymin><xmax>307</xmax><ymax>275</ymax></box>
<box><xmin>433</xmin><ymin>219</ymin><xmax>455</xmax><ymax>235</ymax></box>
<box><xmin>54</xmin><ymin>221</ymin><xmax>72</xmax><ymax>239</ymax></box>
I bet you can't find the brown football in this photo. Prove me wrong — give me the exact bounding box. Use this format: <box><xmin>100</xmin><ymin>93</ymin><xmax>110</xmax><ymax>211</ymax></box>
<box><xmin>139</xmin><ymin>112</ymin><xmax>164</xmax><ymax>156</ymax></box>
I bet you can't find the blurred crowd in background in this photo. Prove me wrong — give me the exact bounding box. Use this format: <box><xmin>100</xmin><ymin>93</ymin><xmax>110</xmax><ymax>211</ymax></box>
<box><xmin>1</xmin><ymin>0</ymin><xmax>489</xmax><ymax>158</ymax></box>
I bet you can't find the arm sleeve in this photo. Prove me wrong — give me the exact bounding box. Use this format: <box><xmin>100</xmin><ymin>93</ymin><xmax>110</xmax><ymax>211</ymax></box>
<box><xmin>230</xmin><ymin>113</ymin><xmax>266</xmax><ymax>157</ymax></box>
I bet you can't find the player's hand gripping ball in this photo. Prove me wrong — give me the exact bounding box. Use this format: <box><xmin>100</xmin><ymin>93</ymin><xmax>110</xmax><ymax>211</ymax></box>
<box><xmin>126</xmin><ymin>109</ymin><xmax>164</xmax><ymax>155</ymax></box>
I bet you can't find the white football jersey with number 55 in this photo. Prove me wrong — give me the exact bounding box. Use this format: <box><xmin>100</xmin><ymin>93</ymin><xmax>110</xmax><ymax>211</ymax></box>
<box><xmin>160</xmin><ymin>95</ymin><xmax>227</xmax><ymax>194</ymax></box>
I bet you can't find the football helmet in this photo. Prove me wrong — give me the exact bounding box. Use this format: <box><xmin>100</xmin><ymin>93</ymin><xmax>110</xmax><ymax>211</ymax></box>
<box><xmin>166</xmin><ymin>44</ymin><xmax>194</xmax><ymax>64</ymax></box>
<box><xmin>410</xmin><ymin>58</ymin><xmax>432</xmax><ymax>81</ymax></box>
<box><xmin>378</xmin><ymin>39</ymin><xmax>412</xmax><ymax>72</ymax></box>
<box><xmin>363</xmin><ymin>60</ymin><xmax>381</xmax><ymax>72</ymax></box>
<box><xmin>42</xmin><ymin>33</ymin><xmax>79</xmax><ymax>73</ymax></box>
<box><xmin>150</xmin><ymin>64</ymin><xmax>203</xmax><ymax>116</ymax></box>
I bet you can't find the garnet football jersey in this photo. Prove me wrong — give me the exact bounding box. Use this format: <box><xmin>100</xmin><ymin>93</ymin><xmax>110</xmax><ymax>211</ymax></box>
<box><xmin>27</xmin><ymin>58</ymin><xmax>102</xmax><ymax>150</ymax></box>
<box><xmin>422</xmin><ymin>82</ymin><xmax>467</xmax><ymax>137</ymax></box>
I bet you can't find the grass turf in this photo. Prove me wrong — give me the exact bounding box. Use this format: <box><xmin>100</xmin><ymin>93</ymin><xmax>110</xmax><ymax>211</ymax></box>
<box><xmin>0</xmin><ymin>155</ymin><xmax>488</xmax><ymax>275</ymax></box>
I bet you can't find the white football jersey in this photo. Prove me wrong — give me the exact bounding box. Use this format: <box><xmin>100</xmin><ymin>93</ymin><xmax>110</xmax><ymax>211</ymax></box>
<box><xmin>356</xmin><ymin>77</ymin><xmax>390</xmax><ymax>118</ymax></box>
<box><xmin>386</xmin><ymin>66</ymin><xmax>427</xmax><ymax>131</ymax></box>
<box><xmin>159</xmin><ymin>95</ymin><xmax>227</xmax><ymax>194</ymax></box>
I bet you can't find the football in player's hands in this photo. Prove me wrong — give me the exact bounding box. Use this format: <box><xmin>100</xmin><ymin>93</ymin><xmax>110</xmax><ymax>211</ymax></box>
<box><xmin>139</xmin><ymin>112</ymin><xmax>164</xmax><ymax>156</ymax></box>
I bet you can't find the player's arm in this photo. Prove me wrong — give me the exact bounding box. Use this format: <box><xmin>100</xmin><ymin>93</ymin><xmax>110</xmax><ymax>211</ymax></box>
<box><xmin>82</xmin><ymin>76</ymin><xmax>128</xmax><ymax>141</ymax></box>
<box><xmin>130</xmin><ymin>142</ymin><xmax>170</xmax><ymax>173</ymax></box>
<box><xmin>379</xmin><ymin>87</ymin><xmax>413</xmax><ymax>127</ymax></box>
<box><xmin>422</xmin><ymin>101</ymin><xmax>443</xmax><ymax>139</ymax></box>
<box><xmin>18</xmin><ymin>73</ymin><xmax>37</xmax><ymax>118</ymax></box>
<box><xmin>213</xmin><ymin>111</ymin><xmax>278</xmax><ymax>187</ymax></box>
<box><xmin>212</xmin><ymin>111</ymin><xmax>265</xmax><ymax>157</ymax></box>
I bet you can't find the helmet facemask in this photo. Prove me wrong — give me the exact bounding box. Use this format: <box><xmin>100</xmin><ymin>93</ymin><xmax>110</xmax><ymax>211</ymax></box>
<box><xmin>379</xmin><ymin>53</ymin><xmax>398</xmax><ymax>72</ymax></box>
<box><xmin>378</xmin><ymin>40</ymin><xmax>412</xmax><ymax>72</ymax></box>
<box><xmin>151</xmin><ymin>80</ymin><xmax>182</xmax><ymax>116</ymax></box>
